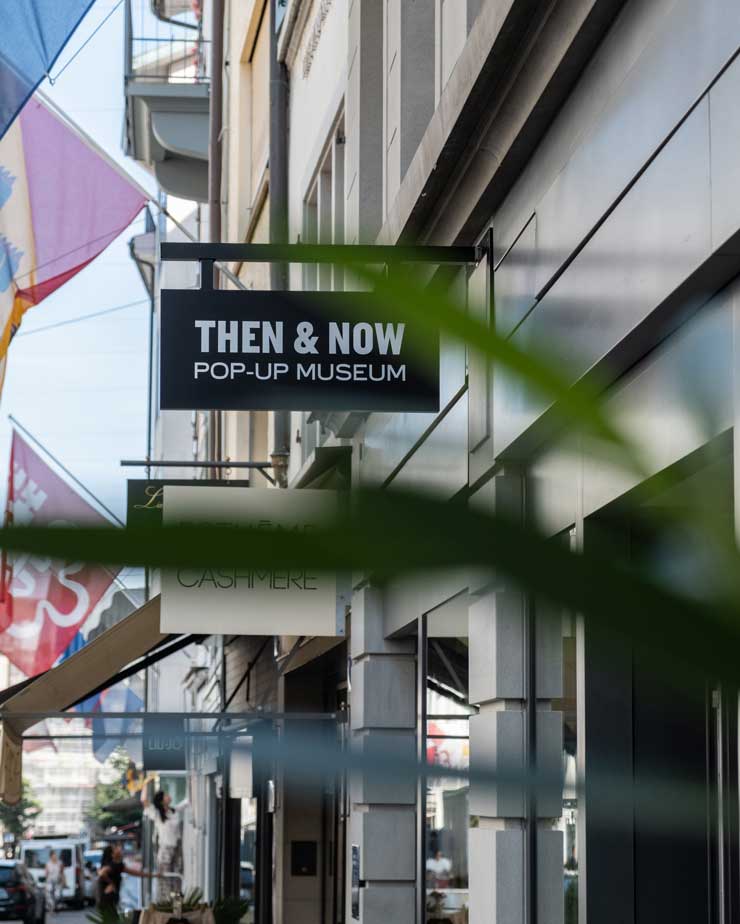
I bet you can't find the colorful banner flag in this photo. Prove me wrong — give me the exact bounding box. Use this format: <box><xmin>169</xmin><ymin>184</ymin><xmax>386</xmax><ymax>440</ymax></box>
<box><xmin>0</xmin><ymin>431</ymin><xmax>120</xmax><ymax>676</ymax></box>
<box><xmin>92</xmin><ymin>683</ymin><xmax>144</xmax><ymax>764</ymax></box>
<box><xmin>0</xmin><ymin>95</ymin><xmax>147</xmax><ymax>390</ymax></box>
<box><xmin>0</xmin><ymin>1</ymin><xmax>96</xmax><ymax>141</ymax></box>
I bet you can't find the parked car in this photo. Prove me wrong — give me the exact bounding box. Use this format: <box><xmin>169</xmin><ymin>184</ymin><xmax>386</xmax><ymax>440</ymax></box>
<box><xmin>239</xmin><ymin>862</ymin><xmax>254</xmax><ymax>907</ymax></box>
<box><xmin>0</xmin><ymin>860</ymin><xmax>45</xmax><ymax>924</ymax></box>
<box><xmin>19</xmin><ymin>840</ymin><xmax>85</xmax><ymax>909</ymax></box>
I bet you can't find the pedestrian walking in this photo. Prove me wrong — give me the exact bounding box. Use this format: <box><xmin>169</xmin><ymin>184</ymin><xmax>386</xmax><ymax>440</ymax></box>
<box><xmin>96</xmin><ymin>844</ymin><xmax>158</xmax><ymax>914</ymax></box>
<box><xmin>44</xmin><ymin>851</ymin><xmax>64</xmax><ymax>913</ymax></box>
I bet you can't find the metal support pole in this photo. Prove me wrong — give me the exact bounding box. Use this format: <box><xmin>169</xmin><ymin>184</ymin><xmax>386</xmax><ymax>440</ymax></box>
<box><xmin>208</xmin><ymin>10</ymin><xmax>223</xmax><ymax>247</ymax></box>
<box><xmin>145</xmin><ymin>271</ymin><xmax>155</xmax><ymax>481</ymax></box>
<box><xmin>9</xmin><ymin>415</ymin><xmax>124</xmax><ymax>526</ymax></box>
<box><xmin>208</xmin><ymin>0</ymin><xmax>224</xmax><ymax>477</ymax></box>
<box><xmin>160</xmin><ymin>242</ymin><xmax>481</xmax><ymax>265</ymax></box>
<box><xmin>417</xmin><ymin>613</ymin><xmax>428</xmax><ymax>924</ymax></box>
<box><xmin>526</xmin><ymin>591</ymin><xmax>538</xmax><ymax>924</ymax></box>
<box><xmin>143</xmin><ymin>233</ymin><xmax>155</xmax><ymax>605</ymax></box>
<box><xmin>6</xmin><ymin>415</ymin><xmax>141</xmax><ymax>610</ymax></box>
<box><xmin>121</xmin><ymin>459</ymin><xmax>272</xmax><ymax>468</ymax></box>
<box><xmin>2</xmin><ymin>710</ymin><xmax>338</xmax><ymax>721</ymax></box>
<box><xmin>120</xmin><ymin>458</ymin><xmax>276</xmax><ymax>484</ymax></box>
<box><xmin>270</xmin><ymin>0</ymin><xmax>290</xmax><ymax>488</ymax></box>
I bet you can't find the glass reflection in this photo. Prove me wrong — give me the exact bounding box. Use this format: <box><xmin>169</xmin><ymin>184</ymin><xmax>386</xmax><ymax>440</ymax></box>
<box><xmin>553</xmin><ymin>604</ymin><xmax>578</xmax><ymax>922</ymax></box>
<box><xmin>426</xmin><ymin>637</ymin><xmax>473</xmax><ymax>924</ymax></box>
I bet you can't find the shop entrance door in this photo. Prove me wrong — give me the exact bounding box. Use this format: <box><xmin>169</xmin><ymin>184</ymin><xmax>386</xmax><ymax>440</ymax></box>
<box><xmin>632</xmin><ymin>652</ymin><xmax>711</xmax><ymax>922</ymax></box>
<box><xmin>322</xmin><ymin>685</ymin><xmax>348</xmax><ymax>924</ymax></box>
<box><xmin>582</xmin><ymin>462</ymin><xmax>739</xmax><ymax>924</ymax></box>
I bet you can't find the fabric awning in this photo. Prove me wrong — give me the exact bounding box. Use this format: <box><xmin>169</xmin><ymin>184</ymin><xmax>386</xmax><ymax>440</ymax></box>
<box><xmin>0</xmin><ymin>595</ymin><xmax>164</xmax><ymax>804</ymax></box>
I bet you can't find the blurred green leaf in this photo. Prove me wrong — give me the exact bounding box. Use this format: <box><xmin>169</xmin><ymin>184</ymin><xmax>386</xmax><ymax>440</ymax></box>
<box><xmin>1</xmin><ymin>489</ymin><xmax>739</xmax><ymax>682</ymax></box>
<box><xmin>289</xmin><ymin>244</ymin><xmax>640</xmax><ymax>468</ymax></box>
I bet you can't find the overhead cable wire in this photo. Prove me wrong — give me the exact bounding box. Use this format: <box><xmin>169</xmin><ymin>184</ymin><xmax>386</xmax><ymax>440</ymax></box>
<box><xmin>47</xmin><ymin>0</ymin><xmax>125</xmax><ymax>85</ymax></box>
<box><xmin>15</xmin><ymin>297</ymin><xmax>149</xmax><ymax>338</ymax></box>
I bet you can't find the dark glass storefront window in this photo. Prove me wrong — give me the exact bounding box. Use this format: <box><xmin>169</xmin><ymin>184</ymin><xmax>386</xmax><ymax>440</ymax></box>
<box><xmin>553</xmin><ymin>609</ymin><xmax>578</xmax><ymax>923</ymax></box>
<box><xmin>550</xmin><ymin>528</ymin><xmax>579</xmax><ymax>924</ymax></box>
<box><xmin>425</xmin><ymin>635</ymin><xmax>474</xmax><ymax>923</ymax></box>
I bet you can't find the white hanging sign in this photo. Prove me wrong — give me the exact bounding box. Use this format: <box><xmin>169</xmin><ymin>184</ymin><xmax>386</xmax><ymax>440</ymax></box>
<box><xmin>160</xmin><ymin>486</ymin><xmax>345</xmax><ymax>636</ymax></box>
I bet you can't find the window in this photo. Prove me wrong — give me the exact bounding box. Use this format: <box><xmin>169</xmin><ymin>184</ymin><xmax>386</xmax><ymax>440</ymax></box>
<box><xmin>159</xmin><ymin>774</ymin><xmax>187</xmax><ymax>804</ymax></box>
<box><xmin>301</xmin><ymin>117</ymin><xmax>345</xmax><ymax>293</ymax></box>
<box><xmin>22</xmin><ymin>847</ymin><xmax>72</xmax><ymax>869</ymax></box>
<box><xmin>299</xmin><ymin>117</ymin><xmax>346</xmax><ymax>462</ymax></box>
<box><xmin>424</xmin><ymin>632</ymin><xmax>474</xmax><ymax>922</ymax></box>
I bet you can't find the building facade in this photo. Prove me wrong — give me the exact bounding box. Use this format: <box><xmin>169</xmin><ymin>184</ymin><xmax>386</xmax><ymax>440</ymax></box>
<box><xmin>121</xmin><ymin>1</ymin><xmax>740</xmax><ymax>923</ymax></box>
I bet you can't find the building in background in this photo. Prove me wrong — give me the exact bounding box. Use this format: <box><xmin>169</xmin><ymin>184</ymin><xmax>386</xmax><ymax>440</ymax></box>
<box><xmin>22</xmin><ymin>720</ymin><xmax>99</xmax><ymax>838</ymax></box>
<box><xmin>118</xmin><ymin>1</ymin><xmax>740</xmax><ymax>924</ymax></box>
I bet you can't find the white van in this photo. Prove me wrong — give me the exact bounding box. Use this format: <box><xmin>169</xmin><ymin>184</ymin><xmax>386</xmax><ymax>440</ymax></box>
<box><xmin>19</xmin><ymin>840</ymin><xmax>85</xmax><ymax>909</ymax></box>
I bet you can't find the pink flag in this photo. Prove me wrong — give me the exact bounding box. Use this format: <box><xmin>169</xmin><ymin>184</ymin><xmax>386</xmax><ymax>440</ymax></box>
<box><xmin>0</xmin><ymin>95</ymin><xmax>147</xmax><ymax>390</ymax></box>
<box><xmin>0</xmin><ymin>432</ymin><xmax>119</xmax><ymax>675</ymax></box>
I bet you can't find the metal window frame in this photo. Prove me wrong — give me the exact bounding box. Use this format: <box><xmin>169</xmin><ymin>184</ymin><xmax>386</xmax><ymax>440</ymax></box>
<box><xmin>417</xmin><ymin>613</ymin><xmax>428</xmax><ymax>924</ymax></box>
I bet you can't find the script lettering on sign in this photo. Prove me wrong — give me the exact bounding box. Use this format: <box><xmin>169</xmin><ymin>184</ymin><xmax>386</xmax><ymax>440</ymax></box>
<box><xmin>126</xmin><ymin>478</ymin><xmax>251</xmax><ymax>529</ymax></box>
<box><xmin>160</xmin><ymin>290</ymin><xmax>438</xmax><ymax>412</ymax></box>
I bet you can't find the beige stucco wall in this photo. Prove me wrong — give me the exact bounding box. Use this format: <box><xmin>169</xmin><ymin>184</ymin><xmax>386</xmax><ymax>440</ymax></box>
<box><xmin>224</xmin><ymin>0</ymin><xmax>269</xmax><ymax>244</ymax></box>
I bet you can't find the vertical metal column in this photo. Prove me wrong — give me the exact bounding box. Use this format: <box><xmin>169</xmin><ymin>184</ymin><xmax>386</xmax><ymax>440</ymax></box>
<box><xmin>269</xmin><ymin>0</ymin><xmax>290</xmax><ymax>486</ymax></box>
<box><xmin>525</xmin><ymin>591</ymin><xmax>537</xmax><ymax>924</ymax></box>
<box><xmin>254</xmin><ymin>723</ymin><xmax>274</xmax><ymax>924</ymax></box>
<box><xmin>417</xmin><ymin>614</ymin><xmax>428</xmax><ymax>924</ymax></box>
<box><xmin>720</xmin><ymin>685</ymin><xmax>739</xmax><ymax>924</ymax></box>
<box><xmin>208</xmin><ymin>0</ymin><xmax>224</xmax><ymax>472</ymax></box>
<box><xmin>208</xmin><ymin>0</ymin><xmax>223</xmax><ymax>246</ymax></box>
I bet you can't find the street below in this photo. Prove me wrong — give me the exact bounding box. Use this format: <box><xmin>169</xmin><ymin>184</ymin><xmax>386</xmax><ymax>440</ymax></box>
<box><xmin>47</xmin><ymin>911</ymin><xmax>90</xmax><ymax>924</ymax></box>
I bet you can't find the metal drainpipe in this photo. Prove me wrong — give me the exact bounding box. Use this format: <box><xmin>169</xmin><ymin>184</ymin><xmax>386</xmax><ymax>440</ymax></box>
<box><xmin>209</xmin><ymin>0</ymin><xmax>225</xmax><ymax>473</ymax></box>
<box><xmin>269</xmin><ymin>0</ymin><xmax>290</xmax><ymax>488</ymax></box>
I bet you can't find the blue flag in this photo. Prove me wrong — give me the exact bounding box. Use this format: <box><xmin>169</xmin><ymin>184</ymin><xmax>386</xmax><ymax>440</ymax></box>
<box><xmin>0</xmin><ymin>0</ymin><xmax>96</xmax><ymax>140</ymax></box>
<box><xmin>93</xmin><ymin>683</ymin><xmax>144</xmax><ymax>764</ymax></box>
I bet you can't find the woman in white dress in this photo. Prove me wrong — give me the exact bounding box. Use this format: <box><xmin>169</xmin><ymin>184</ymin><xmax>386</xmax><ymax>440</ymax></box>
<box><xmin>141</xmin><ymin>789</ymin><xmax>187</xmax><ymax>902</ymax></box>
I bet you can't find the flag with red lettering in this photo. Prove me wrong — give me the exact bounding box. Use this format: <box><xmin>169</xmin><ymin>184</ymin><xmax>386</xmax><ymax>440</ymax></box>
<box><xmin>0</xmin><ymin>431</ymin><xmax>119</xmax><ymax>675</ymax></box>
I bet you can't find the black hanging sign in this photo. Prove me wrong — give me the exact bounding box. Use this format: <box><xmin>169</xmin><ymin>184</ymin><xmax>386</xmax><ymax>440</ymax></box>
<box><xmin>126</xmin><ymin>478</ymin><xmax>251</xmax><ymax>529</ymax></box>
<box><xmin>142</xmin><ymin>716</ymin><xmax>187</xmax><ymax>772</ymax></box>
<box><xmin>159</xmin><ymin>289</ymin><xmax>439</xmax><ymax>412</ymax></box>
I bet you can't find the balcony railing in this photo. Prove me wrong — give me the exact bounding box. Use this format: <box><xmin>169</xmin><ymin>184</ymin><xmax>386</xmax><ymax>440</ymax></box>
<box><xmin>125</xmin><ymin>0</ymin><xmax>209</xmax><ymax>85</ymax></box>
<box><xmin>129</xmin><ymin>35</ymin><xmax>209</xmax><ymax>83</ymax></box>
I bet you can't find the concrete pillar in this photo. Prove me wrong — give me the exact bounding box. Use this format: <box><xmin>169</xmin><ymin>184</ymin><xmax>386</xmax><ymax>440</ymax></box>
<box><xmin>468</xmin><ymin>475</ymin><xmax>564</xmax><ymax>924</ymax></box>
<box><xmin>434</xmin><ymin>0</ymin><xmax>481</xmax><ymax>106</ymax></box>
<box><xmin>349</xmin><ymin>586</ymin><xmax>416</xmax><ymax>924</ymax></box>
<box><xmin>345</xmin><ymin>0</ymin><xmax>384</xmax><ymax>244</ymax></box>
<box><xmin>383</xmin><ymin>0</ymin><xmax>435</xmax><ymax>216</ymax></box>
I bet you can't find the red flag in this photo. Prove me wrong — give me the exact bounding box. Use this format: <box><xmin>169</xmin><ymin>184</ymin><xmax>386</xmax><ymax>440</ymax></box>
<box><xmin>0</xmin><ymin>431</ymin><xmax>119</xmax><ymax>675</ymax></box>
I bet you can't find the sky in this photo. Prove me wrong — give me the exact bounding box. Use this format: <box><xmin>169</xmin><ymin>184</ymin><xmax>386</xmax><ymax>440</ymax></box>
<box><xmin>0</xmin><ymin>1</ymin><xmax>164</xmax><ymax>574</ymax></box>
